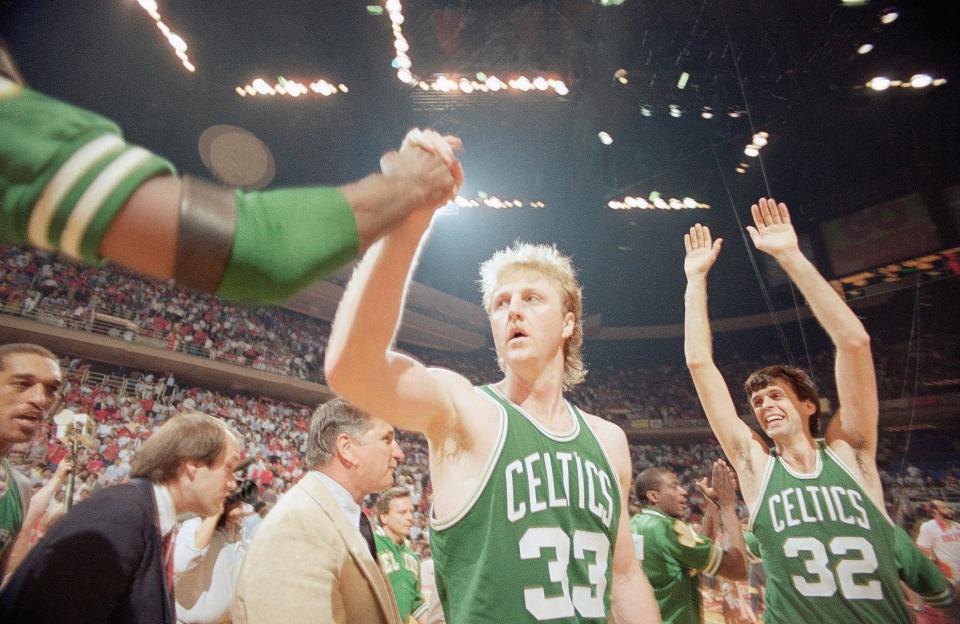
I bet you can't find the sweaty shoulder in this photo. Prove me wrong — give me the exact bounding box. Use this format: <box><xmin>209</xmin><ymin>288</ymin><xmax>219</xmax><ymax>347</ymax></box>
<box><xmin>584</xmin><ymin>413</ymin><xmax>631</xmax><ymax>476</ymax></box>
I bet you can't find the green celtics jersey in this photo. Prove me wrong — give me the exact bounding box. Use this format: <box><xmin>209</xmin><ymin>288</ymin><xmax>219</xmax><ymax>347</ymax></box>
<box><xmin>892</xmin><ymin>525</ymin><xmax>953</xmax><ymax>609</ymax></box>
<box><xmin>748</xmin><ymin>441</ymin><xmax>912</xmax><ymax>623</ymax></box>
<box><xmin>430</xmin><ymin>385</ymin><xmax>621</xmax><ymax>624</ymax></box>
<box><xmin>0</xmin><ymin>459</ymin><xmax>26</xmax><ymax>557</ymax></box>
<box><xmin>744</xmin><ymin>530</ymin><xmax>762</xmax><ymax>560</ymax></box>
<box><xmin>374</xmin><ymin>528</ymin><xmax>425</xmax><ymax>621</ymax></box>
<box><xmin>629</xmin><ymin>508</ymin><xmax>722</xmax><ymax>624</ymax></box>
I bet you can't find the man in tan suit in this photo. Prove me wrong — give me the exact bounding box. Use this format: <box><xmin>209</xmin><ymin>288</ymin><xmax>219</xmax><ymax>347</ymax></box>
<box><xmin>233</xmin><ymin>399</ymin><xmax>404</xmax><ymax>624</ymax></box>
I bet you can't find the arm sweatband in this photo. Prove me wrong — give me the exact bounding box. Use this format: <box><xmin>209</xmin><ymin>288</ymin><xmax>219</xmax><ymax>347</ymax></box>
<box><xmin>0</xmin><ymin>78</ymin><xmax>175</xmax><ymax>262</ymax></box>
<box><xmin>215</xmin><ymin>186</ymin><xmax>360</xmax><ymax>304</ymax></box>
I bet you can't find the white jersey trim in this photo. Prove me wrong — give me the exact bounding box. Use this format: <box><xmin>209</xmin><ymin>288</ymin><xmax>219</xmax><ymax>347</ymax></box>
<box><xmin>823</xmin><ymin>444</ymin><xmax>895</xmax><ymax>526</ymax></box>
<box><xmin>27</xmin><ymin>134</ymin><xmax>125</xmax><ymax>250</ymax></box>
<box><xmin>578</xmin><ymin>408</ymin><xmax>624</xmax><ymax>506</ymax></box>
<box><xmin>776</xmin><ymin>446</ymin><xmax>823</xmax><ymax>480</ymax></box>
<box><xmin>487</xmin><ymin>385</ymin><xmax>580</xmax><ymax>442</ymax></box>
<box><xmin>430</xmin><ymin>387</ymin><xmax>508</xmax><ymax>531</ymax></box>
<box><xmin>747</xmin><ymin>453</ymin><xmax>776</xmax><ymax>532</ymax></box>
<box><xmin>702</xmin><ymin>541</ymin><xmax>723</xmax><ymax>576</ymax></box>
<box><xmin>60</xmin><ymin>146</ymin><xmax>153</xmax><ymax>260</ymax></box>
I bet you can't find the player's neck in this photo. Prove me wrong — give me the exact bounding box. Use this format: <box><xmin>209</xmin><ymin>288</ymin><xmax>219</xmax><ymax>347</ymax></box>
<box><xmin>496</xmin><ymin>370</ymin><xmax>569</xmax><ymax>428</ymax></box>
<box><xmin>773</xmin><ymin>433</ymin><xmax>818</xmax><ymax>472</ymax></box>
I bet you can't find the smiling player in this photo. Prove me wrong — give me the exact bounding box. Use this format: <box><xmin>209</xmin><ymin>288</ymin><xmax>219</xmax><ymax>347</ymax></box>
<box><xmin>682</xmin><ymin>198</ymin><xmax>914</xmax><ymax>622</ymax></box>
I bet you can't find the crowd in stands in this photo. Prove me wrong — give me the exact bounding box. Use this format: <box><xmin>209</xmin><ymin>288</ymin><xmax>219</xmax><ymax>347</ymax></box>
<box><xmin>4</xmin><ymin>245</ymin><xmax>960</xmax><ymax>425</ymax></box>
<box><xmin>1</xmin><ymin>246</ymin><xmax>328</xmax><ymax>381</ymax></box>
<box><xmin>3</xmin><ymin>244</ymin><xmax>959</xmax><ymax>555</ymax></box>
<box><xmin>8</xmin><ymin>357</ymin><xmax>957</xmax><ymax>559</ymax></box>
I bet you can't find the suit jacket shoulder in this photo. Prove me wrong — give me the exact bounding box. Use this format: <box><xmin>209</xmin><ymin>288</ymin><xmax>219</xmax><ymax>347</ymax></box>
<box><xmin>0</xmin><ymin>478</ymin><xmax>171</xmax><ymax>624</ymax></box>
<box><xmin>233</xmin><ymin>472</ymin><xmax>401</xmax><ymax>624</ymax></box>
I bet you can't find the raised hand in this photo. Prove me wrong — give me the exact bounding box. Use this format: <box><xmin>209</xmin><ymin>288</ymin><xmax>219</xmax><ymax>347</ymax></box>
<box><xmin>379</xmin><ymin>128</ymin><xmax>463</xmax><ymax>215</ymax></box>
<box><xmin>711</xmin><ymin>459</ymin><xmax>738</xmax><ymax>508</ymax></box>
<box><xmin>746</xmin><ymin>197</ymin><xmax>799</xmax><ymax>258</ymax></box>
<box><xmin>683</xmin><ymin>223</ymin><xmax>723</xmax><ymax>279</ymax></box>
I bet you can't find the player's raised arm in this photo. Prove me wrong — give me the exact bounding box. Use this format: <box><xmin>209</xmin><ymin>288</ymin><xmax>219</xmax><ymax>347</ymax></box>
<box><xmin>324</xmin><ymin>130</ymin><xmax>468</xmax><ymax>438</ymax></box>
<box><xmin>746</xmin><ymin>198</ymin><xmax>878</xmax><ymax>453</ymax></box>
<box><xmin>683</xmin><ymin>225</ymin><xmax>758</xmax><ymax>470</ymax></box>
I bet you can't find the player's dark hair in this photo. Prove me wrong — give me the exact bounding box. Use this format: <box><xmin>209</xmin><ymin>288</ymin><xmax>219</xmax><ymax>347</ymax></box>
<box><xmin>635</xmin><ymin>467</ymin><xmax>673</xmax><ymax>506</ymax></box>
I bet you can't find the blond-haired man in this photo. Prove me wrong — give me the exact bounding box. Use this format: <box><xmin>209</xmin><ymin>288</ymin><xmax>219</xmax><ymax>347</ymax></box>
<box><xmin>325</xmin><ymin>132</ymin><xmax>658</xmax><ymax>624</ymax></box>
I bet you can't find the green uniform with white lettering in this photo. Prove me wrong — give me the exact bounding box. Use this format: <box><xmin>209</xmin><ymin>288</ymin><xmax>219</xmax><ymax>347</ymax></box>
<box><xmin>430</xmin><ymin>385</ymin><xmax>621</xmax><ymax>624</ymax></box>
<box><xmin>748</xmin><ymin>442</ymin><xmax>911</xmax><ymax>623</ymax></box>
<box><xmin>374</xmin><ymin>528</ymin><xmax>426</xmax><ymax>622</ymax></box>
<box><xmin>629</xmin><ymin>508</ymin><xmax>722</xmax><ymax>624</ymax></box>
<box><xmin>892</xmin><ymin>525</ymin><xmax>954</xmax><ymax>610</ymax></box>
<box><xmin>0</xmin><ymin>459</ymin><xmax>26</xmax><ymax>559</ymax></box>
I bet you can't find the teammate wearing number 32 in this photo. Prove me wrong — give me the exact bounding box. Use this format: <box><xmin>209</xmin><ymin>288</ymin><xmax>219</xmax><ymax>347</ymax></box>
<box><xmin>683</xmin><ymin>198</ymin><xmax>914</xmax><ymax>622</ymax></box>
<box><xmin>325</xmin><ymin>141</ymin><xmax>658</xmax><ymax>623</ymax></box>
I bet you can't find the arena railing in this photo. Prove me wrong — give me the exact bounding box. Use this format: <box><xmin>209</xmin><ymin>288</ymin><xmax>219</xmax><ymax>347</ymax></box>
<box><xmin>0</xmin><ymin>298</ymin><xmax>320</xmax><ymax>383</ymax></box>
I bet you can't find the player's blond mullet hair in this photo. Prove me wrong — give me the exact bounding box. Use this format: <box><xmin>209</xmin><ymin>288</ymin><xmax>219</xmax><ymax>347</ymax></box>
<box><xmin>479</xmin><ymin>241</ymin><xmax>586</xmax><ymax>390</ymax></box>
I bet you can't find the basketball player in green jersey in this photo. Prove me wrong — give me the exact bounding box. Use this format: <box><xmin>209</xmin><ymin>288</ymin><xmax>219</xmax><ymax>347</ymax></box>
<box><xmin>682</xmin><ymin>198</ymin><xmax>913</xmax><ymax>622</ymax></box>
<box><xmin>631</xmin><ymin>459</ymin><xmax>748</xmax><ymax>624</ymax></box>
<box><xmin>325</xmin><ymin>132</ymin><xmax>657</xmax><ymax>623</ymax></box>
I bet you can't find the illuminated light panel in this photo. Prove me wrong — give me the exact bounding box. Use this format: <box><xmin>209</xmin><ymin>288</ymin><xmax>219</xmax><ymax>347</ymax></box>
<box><xmin>701</xmin><ymin>106</ymin><xmax>713</xmax><ymax>119</ymax></box>
<box><xmin>864</xmin><ymin>74</ymin><xmax>946</xmax><ymax>91</ymax></box>
<box><xmin>236</xmin><ymin>76</ymin><xmax>348</xmax><ymax>98</ymax></box>
<box><xmin>741</xmin><ymin>130</ymin><xmax>767</xmax><ymax>163</ymax></box>
<box><xmin>608</xmin><ymin>194</ymin><xmax>710</xmax><ymax>210</ymax></box>
<box><xmin>598</xmin><ymin>131</ymin><xmax>613</xmax><ymax>145</ymax></box>
<box><xmin>447</xmin><ymin>195</ymin><xmax>546</xmax><ymax>210</ymax></box>
<box><xmin>910</xmin><ymin>73</ymin><xmax>933</xmax><ymax>88</ymax></box>
<box><xmin>857</xmin><ymin>43</ymin><xmax>874</xmax><ymax>55</ymax></box>
<box><xmin>677</xmin><ymin>72</ymin><xmax>690</xmax><ymax>90</ymax></box>
<box><xmin>382</xmin><ymin>0</ymin><xmax>569</xmax><ymax>96</ymax></box>
<box><xmin>880</xmin><ymin>10</ymin><xmax>898</xmax><ymax>24</ymax></box>
<box><xmin>135</xmin><ymin>0</ymin><xmax>196</xmax><ymax>73</ymax></box>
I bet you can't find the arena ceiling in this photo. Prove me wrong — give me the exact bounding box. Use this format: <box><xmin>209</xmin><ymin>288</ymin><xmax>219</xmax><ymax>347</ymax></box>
<box><xmin>3</xmin><ymin>0</ymin><xmax>958</xmax><ymax>337</ymax></box>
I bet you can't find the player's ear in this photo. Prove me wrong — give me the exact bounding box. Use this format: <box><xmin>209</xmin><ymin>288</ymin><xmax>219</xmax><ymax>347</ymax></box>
<box><xmin>561</xmin><ymin>311</ymin><xmax>575</xmax><ymax>339</ymax></box>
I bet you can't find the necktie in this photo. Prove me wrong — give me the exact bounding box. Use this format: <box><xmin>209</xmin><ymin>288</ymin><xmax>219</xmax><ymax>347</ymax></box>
<box><xmin>162</xmin><ymin>528</ymin><xmax>177</xmax><ymax>604</ymax></box>
<box><xmin>358</xmin><ymin>512</ymin><xmax>377</xmax><ymax>559</ymax></box>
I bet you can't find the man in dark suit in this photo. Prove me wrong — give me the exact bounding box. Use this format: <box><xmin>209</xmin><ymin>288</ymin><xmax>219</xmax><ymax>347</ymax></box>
<box><xmin>0</xmin><ymin>411</ymin><xmax>240</xmax><ymax>623</ymax></box>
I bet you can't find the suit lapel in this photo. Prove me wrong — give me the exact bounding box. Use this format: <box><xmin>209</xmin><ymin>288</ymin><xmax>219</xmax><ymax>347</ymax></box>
<box><xmin>134</xmin><ymin>478</ymin><xmax>173</xmax><ymax>624</ymax></box>
<box><xmin>298</xmin><ymin>473</ymin><xmax>400</xmax><ymax>624</ymax></box>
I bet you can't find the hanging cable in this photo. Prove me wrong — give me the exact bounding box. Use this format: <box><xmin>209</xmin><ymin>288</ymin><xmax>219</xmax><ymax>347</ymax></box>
<box><xmin>718</xmin><ymin>0</ymin><xmax>819</xmax><ymax>375</ymax></box>
<box><xmin>711</xmin><ymin>145</ymin><xmax>795</xmax><ymax>363</ymax></box>
<box><xmin>897</xmin><ymin>283</ymin><xmax>923</xmax><ymax>474</ymax></box>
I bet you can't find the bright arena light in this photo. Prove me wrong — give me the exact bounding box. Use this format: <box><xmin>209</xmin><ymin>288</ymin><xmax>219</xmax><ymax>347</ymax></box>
<box><xmin>910</xmin><ymin>73</ymin><xmax>933</xmax><ymax>88</ymax></box>
<box><xmin>382</xmin><ymin>0</ymin><xmax>570</xmax><ymax>97</ymax></box>
<box><xmin>135</xmin><ymin>0</ymin><xmax>196</xmax><ymax>73</ymax></box>
<box><xmin>867</xmin><ymin>76</ymin><xmax>891</xmax><ymax>91</ymax></box>
<box><xmin>598</xmin><ymin>131</ymin><xmax>613</xmax><ymax>145</ymax></box>
<box><xmin>236</xmin><ymin>76</ymin><xmax>348</xmax><ymax>98</ymax></box>
<box><xmin>880</xmin><ymin>10</ymin><xmax>899</xmax><ymax>24</ymax></box>
<box><xmin>608</xmin><ymin>193</ymin><xmax>709</xmax><ymax>210</ymax></box>
<box><xmin>857</xmin><ymin>43</ymin><xmax>874</xmax><ymax>55</ymax></box>
<box><xmin>744</xmin><ymin>146</ymin><xmax>760</xmax><ymax>157</ymax></box>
